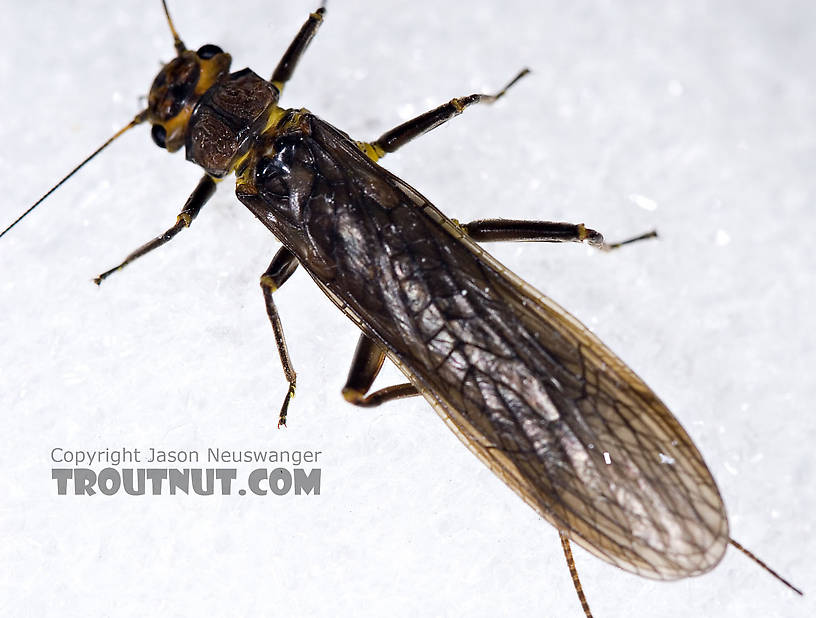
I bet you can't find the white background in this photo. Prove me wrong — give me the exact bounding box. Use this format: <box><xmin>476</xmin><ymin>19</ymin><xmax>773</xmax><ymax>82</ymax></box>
<box><xmin>0</xmin><ymin>1</ymin><xmax>813</xmax><ymax>617</ymax></box>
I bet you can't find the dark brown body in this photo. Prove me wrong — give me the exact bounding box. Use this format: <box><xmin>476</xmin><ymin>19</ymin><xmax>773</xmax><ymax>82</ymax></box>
<box><xmin>226</xmin><ymin>106</ymin><xmax>728</xmax><ymax>579</ymax></box>
<box><xmin>186</xmin><ymin>68</ymin><xmax>279</xmax><ymax>178</ymax></box>
<box><xmin>0</xmin><ymin>7</ymin><xmax>796</xmax><ymax>616</ymax></box>
<box><xmin>138</xmin><ymin>47</ymin><xmax>736</xmax><ymax>580</ymax></box>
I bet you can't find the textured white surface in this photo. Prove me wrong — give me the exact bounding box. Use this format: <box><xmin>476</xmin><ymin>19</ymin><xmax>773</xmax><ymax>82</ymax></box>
<box><xmin>0</xmin><ymin>1</ymin><xmax>813</xmax><ymax>616</ymax></box>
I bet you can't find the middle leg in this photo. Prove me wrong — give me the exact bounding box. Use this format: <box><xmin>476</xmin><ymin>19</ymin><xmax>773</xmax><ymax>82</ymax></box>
<box><xmin>356</xmin><ymin>69</ymin><xmax>530</xmax><ymax>161</ymax></box>
<box><xmin>260</xmin><ymin>247</ymin><xmax>301</xmax><ymax>427</ymax></box>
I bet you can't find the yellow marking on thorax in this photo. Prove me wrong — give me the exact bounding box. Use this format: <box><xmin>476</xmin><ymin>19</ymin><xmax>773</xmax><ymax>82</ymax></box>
<box><xmin>263</xmin><ymin>105</ymin><xmax>288</xmax><ymax>133</ymax></box>
<box><xmin>229</xmin><ymin>105</ymin><xmax>290</xmax><ymax>179</ymax></box>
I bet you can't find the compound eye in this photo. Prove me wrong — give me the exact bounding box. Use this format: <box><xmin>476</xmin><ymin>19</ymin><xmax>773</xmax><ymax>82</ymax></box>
<box><xmin>151</xmin><ymin>124</ymin><xmax>167</xmax><ymax>149</ymax></box>
<box><xmin>196</xmin><ymin>44</ymin><xmax>223</xmax><ymax>60</ymax></box>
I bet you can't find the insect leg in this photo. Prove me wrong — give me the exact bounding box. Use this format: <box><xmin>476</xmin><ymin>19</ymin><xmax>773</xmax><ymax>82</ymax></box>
<box><xmin>94</xmin><ymin>175</ymin><xmax>216</xmax><ymax>284</ymax></box>
<box><xmin>356</xmin><ymin>69</ymin><xmax>530</xmax><ymax>161</ymax></box>
<box><xmin>270</xmin><ymin>6</ymin><xmax>326</xmax><ymax>93</ymax></box>
<box><xmin>342</xmin><ymin>333</ymin><xmax>419</xmax><ymax>407</ymax></box>
<box><xmin>260</xmin><ymin>247</ymin><xmax>301</xmax><ymax>428</ymax></box>
<box><xmin>459</xmin><ymin>218</ymin><xmax>657</xmax><ymax>252</ymax></box>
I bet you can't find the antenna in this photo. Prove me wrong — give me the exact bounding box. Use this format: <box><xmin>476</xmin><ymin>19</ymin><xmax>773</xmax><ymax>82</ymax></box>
<box><xmin>0</xmin><ymin>110</ymin><xmax>149</xmax><ymax>240</ymax></box>
<box><xmin>162</xmin><ymin>0</ymin><xmax>186</xmax><ymax>54</ymax></box>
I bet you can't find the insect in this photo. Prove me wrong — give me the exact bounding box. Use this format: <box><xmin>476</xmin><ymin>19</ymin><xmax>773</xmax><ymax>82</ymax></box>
<box><xmin>2</xmin><ymin>2</ymin><xmax>802</xmax><ymax>616</ymax></box>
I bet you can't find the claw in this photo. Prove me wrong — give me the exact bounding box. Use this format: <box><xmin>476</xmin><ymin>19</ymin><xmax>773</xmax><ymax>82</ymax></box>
<box><xmin>277</xmin><ymin>382</ymin><xmax>296</xmax><ymax>428</ymax></box>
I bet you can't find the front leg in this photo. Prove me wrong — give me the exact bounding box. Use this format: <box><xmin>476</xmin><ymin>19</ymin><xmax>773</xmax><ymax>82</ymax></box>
<box><xmin>260</xmin><ymin>247</ymin><xmax>301</xmax><ymax>427</ymax></box>
<box><xmin>271</xmin><ymin>5</ymin><xmax>327</xmax><ymax>94</ymax></box>
<box><xmin>94</xmin><ymin>174</ymin><xmax>217</xmax><ymax>284</ymax></box>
